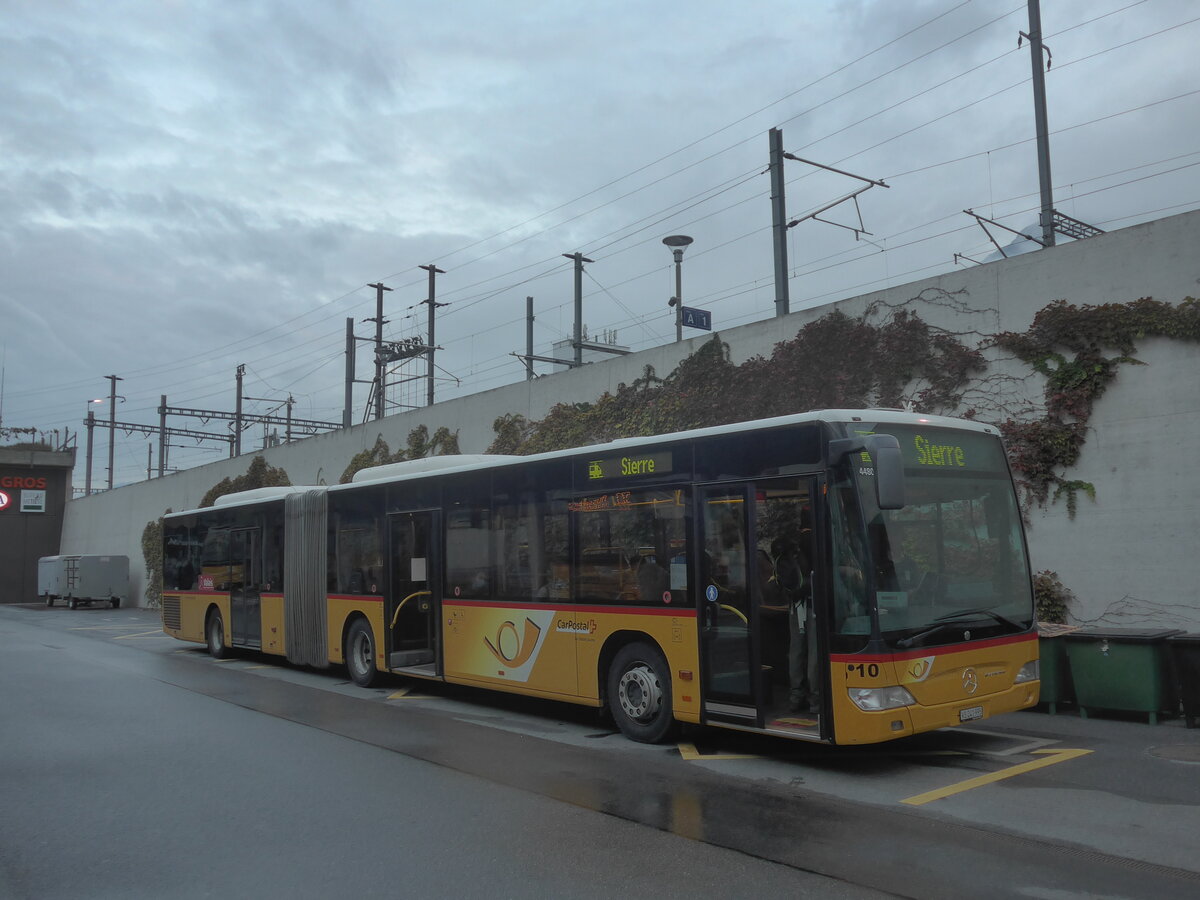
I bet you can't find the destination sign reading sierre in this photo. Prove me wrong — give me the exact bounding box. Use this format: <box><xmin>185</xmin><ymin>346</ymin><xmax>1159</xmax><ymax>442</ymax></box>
<box><xmin>853</xmin><ymin>425</ymin><xmax>1005</xmax><ymax>474</ymax></box>
<box><xmin>585</xmin><ymin>451</ymin><xmax>673</xmax><ymax>481</ymax></box>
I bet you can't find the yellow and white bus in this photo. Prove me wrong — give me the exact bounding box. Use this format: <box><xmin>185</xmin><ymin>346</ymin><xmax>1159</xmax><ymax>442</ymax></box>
<box><xmin>161</xmin><ymin>409</ymin><xmax>1039</xmax><ymax>745</ymax></box>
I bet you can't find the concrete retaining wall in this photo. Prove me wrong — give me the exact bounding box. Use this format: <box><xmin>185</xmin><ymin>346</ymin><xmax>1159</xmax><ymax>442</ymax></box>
<box><xmin>59</xmin><ymin>210</ymin><xmax>1200</xmax><ymax>627</ymax></box>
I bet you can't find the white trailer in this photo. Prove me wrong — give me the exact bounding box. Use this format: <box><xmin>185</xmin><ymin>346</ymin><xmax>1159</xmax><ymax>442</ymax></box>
<box><xmin>38</xmin><ymin>555</ymin><xmax>130</xmax><ymax>609</ymax></box>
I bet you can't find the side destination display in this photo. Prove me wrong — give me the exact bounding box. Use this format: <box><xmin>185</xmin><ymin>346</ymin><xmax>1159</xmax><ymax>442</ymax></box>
<box><xmin>585</xmin><ymin>451</ymin><xmax>673</xmax><ymax>482</ymax></box>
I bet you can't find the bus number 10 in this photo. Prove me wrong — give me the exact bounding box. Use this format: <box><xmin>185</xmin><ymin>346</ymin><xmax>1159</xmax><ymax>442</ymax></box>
<box><xmin>848</xmin><ymin>663</ymin><xmax>880</xmax><ymax>678</ymax></box>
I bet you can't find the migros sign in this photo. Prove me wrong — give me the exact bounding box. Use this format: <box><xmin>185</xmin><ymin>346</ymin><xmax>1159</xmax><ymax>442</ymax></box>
<box><xmin>0</xmin><ymin>476</ymin><xmax>48</xmax><ymax>489</ymax></box>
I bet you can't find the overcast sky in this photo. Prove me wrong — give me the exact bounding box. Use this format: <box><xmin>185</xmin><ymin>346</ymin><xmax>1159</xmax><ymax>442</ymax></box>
<box><xmin>2</xmin><ymin>0</ymin><xmax>1197</xmax><ymax>488</ymax></box>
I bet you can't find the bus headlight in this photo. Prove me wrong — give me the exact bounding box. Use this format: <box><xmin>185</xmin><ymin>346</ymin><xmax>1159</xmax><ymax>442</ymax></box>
<box><xmin>1014</xmin><ymin>660</ymin><xmax>1040</xmax><ymax>684</ymax></box>
<box><xmin>848</xmin><ymin>686</ymin><xmax>916</xmax><ymax>711</ymax></box>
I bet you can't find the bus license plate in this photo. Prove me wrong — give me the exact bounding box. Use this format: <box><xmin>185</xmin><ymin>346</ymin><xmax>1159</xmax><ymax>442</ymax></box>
<box><xmin>959</xmin><ymin>705</ymin><xmax>984</xmax><ymax>722</ymax></box>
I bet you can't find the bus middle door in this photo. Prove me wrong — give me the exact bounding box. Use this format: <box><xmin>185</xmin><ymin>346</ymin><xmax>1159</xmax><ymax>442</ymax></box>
<box><xmin>698</xmin><ymin>485</ymin><xmax>760</xmax><ymax>726</ymax></box>
<box><xmin>229</xmin><ymin>527</ymin><xmax>262</xmax><ymax>649</ymax></box>
<box><xmin>387</xmin><ymin>511</ymin><xmax>439</xmax><ymax>672</ymax></box>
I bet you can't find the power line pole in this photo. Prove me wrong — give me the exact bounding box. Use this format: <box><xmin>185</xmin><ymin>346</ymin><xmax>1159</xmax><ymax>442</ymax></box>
<box><xmin>526</xmin><ymin>296</ymin><xmax>535</xmax><ymax>380</ymax></box>
<box><xmin>234</xmin><ymin>364</ymin><xmax>245</xmax><ymax>456</ymax></box>
<box><xmin>343</xmin><ymin>317</ymin><xmax>355</xmax><ymax>428</ymax></box>
<box><xmin>1023</xmin><ymin>0</ymin><xmax>1055</xmax><ymax>248</ymax></box>
<box><xmin>85</xmin><ymin>410</ymin><xmax>95</xmax><ymax>496</ymax></box>
<box><xmin>158</xmin><ymin>395</ymin><xmax>167</xmax><ymax>477</ymax></box>
<box><xmin>104</xmin><ymin>374</ymin><xmax>122</xmax><ymax>490</ymax></box>
<box><xmin>562</xmin><ymin>252</ymin><xmax>593</xmax><ymax>366</ymax></box>
<box><xmin>419</xmin><ymin>264</ymin><xmax>446</xmax><ymax>407</ymax></box>
<box><xmin>366</xmin><ymin>282</ymin><xmax>392</xmax><ymax>420</ymax></box>
<box><xmin>769</xmin><ymin>127</ymin><xmax>790</xmax><ymax>317</ymax></box>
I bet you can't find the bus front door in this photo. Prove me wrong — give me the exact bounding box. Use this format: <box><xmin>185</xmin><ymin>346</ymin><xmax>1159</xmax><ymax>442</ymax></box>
<box><xmin>387</xmin><ymin>511</ymin><xmax>439</xmax><ymax>671</ymax></box>
<box><xmin>229</xmin><ymin>527</ymin><xmax>261</xmax><ymax>649</ymax></box>
<box><xmin>699</xmin><ymin>485</ymin><xmax>758</xmax><ymax>723</ymax></box>
<box><xmin>700</xmin><ymin>479</ymin><xmax>823</xmax><ymax>737</ymax></box>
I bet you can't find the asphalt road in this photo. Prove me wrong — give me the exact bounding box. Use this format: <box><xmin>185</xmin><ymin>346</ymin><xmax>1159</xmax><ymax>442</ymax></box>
<box><xmin>3</xmin><ymin>604</ymin><xmax>1199</xmax><ymax>899</ymax></box>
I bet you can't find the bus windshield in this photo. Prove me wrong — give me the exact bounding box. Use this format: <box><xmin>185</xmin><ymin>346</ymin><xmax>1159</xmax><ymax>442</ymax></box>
<box><xmin>844</xmin><ymin>424</ymin><xmax>1034</xmax><ymax>650</ymax></box>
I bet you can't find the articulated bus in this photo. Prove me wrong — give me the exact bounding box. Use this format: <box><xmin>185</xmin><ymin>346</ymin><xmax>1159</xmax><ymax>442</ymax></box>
<box><xmin>161</xmin><ymin>410</ymin><xmax>1039</xmax><ymax>745</ymax></box>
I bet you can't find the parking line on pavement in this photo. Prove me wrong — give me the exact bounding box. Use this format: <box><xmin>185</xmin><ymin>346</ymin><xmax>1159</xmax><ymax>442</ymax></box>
<box><xmin>114</xmin><ymin>630</ymin><xmax>166</xmax><ymax>640</ymax></box>
<box><xmin>901</xmin><ymin>748</ymin><xmax>1092</xmax><ymax>806</ymax></box>
<box><xmin>677</xmin><ymin>742</ymin><xmax>759</xmax><ymax>761</ymax></box>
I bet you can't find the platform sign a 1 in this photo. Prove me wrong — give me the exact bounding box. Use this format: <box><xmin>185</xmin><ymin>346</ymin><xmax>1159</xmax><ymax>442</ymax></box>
<box><xmin>681</xmin><ymin>306</ymin><xmax>712</xmax><ymax>331</ymax></box>
<box><xmin>0</xmin><ymin>490</ymin><xmax>10</xmax><ymax>512</ymax></box>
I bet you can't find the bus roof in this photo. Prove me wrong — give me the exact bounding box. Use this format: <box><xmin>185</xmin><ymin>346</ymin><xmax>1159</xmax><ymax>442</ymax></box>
<box><xmin>164</xmin><ymin>409</ymin><xmax>997</xmax><ymax>516</ymax></box>
<box><xmin>321</xmin><ymin>408</ymin><xmax>998</xmax><ymax>495</ymax></box>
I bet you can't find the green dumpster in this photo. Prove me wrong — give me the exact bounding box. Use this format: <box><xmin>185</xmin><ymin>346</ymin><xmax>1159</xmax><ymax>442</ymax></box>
<box><xmin>1064</xmin><ymin>628</ymin><xmax>1181</xmax><ymax>725</ymax></box>
<box><xmin>1037</xmin><ymin>623</ymin><xmax>1079</xmax><ymax>715</ymax></box>
<box><xmin>1167</xmin><ymin>633</ymin><xmax>1200</xmax><ymax>729</ymax></box>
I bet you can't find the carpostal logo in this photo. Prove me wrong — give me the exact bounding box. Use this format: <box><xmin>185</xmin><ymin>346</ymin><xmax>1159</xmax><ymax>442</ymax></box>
<box><xmin>555</xmin><ymin>617</ymin><xmax>598</xmax><ymax>635</ymax></box>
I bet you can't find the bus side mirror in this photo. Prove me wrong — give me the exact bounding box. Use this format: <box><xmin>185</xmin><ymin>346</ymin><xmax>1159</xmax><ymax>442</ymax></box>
<box><xmin>828</xmin><ymin>434</ymin><xmax>906</xmax><ymax>510</ymax></box>
<box><xmin>869</xmin><ymin>435</ymin><xmax>905</xmax><ymax>510</ymax></box>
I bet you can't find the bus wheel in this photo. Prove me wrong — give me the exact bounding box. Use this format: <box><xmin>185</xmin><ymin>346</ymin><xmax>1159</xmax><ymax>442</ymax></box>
<box><xmin>206</xmin><ymin>609</ymin><xmax>230</xmax><ymax>659</ymax></box>
<box><xmin>111</xmin><ymin>597</ymin><xmax>120</xmax><ymax>609</ymax></box>
<box><xmin>608</xmin><ymin>642</ymin><xmax>676</xmax><ymax>744</ymax></box>
<box><xmin>345</xmin><ymin>619</ymin><xmax>379</xmax><ymax>688</ymax></box>
<box><xmin>68</xmin><ymin>598</ymin><xmax>78</xmax><ymax>610</ymax></box>
<box><xmin>44</xmin><ymin>593</ymin><xmax>53</xmax><ymax>608</ymax></box>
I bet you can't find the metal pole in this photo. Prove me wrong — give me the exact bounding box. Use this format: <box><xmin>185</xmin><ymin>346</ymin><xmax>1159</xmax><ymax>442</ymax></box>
<box><xmin>147</xmin><ymin>444</ymin><xmax>152</xmax><ymax>481</ymax></box>
<box><xmin>85</xmin><ymin>410</ymin><xmax>94</xmax><ymax>496</ymax></box>
<box><xmin>1026</xmin><ymin>0</ymin><xmax>1055</xmax><ymax>247</ymax></box>
<box><xmin>526</xmin><ymin>296</ymin><xmax>535</xmax><ymax>380</ymax></box>
<box><xmin>158</xmin><ymin>395</ymin><xmax>166</xmax><ymax>477</ymax></box>
<box><xmin>234</xmin><ymin>364</ymin><xmax>244</xmax><ymax>456</ymax></box>
<box><xmin>673</xmin><ymin>250</ymin><xmax>684</xmax><ymax>342</ymax></box>
<box><xmin>420</xmin><ymin>264</ymin><xmax>445</xmax><ymax>408</ymax></box>
<box><xmin>367</xmin><ymin>282</ymin><xmax>392</xmax><ymax>420</ymax></box>
<box><xmin>769</xmin><ymin>127</ymin><xmax>791</xmax><ymax>316</ymax></box>
<box><xmin>105</xmin><ymin>374</ymin><xmax>122</xmax><ymax>490</ymax></box>
<box><xmin>343</xmin><ymin>317</ymin><xmax>354</xmax><ymax>429</ymax></box>
<box><xmin>286</xmin><ymin>395</ymin><xmax>294</xmax><ymax>443</ymax></box>
<box><xmin>562</xmin><ymin>252</ymin><xmax>593</xmax><ymax>367</ymax></box>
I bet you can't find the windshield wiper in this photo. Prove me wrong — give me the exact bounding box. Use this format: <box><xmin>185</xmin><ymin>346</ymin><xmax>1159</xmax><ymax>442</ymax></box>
<box><xmin>933</xmin><ymin>606</ymin><xmax>1024</xmax><ymax>631</ymax></box>
<box><xmin>895</xmin><ymin>607</ymin><xmax>1024</xmax><ymax>649</ymax></box>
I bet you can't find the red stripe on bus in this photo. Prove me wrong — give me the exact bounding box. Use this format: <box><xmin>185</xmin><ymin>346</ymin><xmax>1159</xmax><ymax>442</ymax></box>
<box><xmin>327</xmin><ymin>594</ymin><xmax>384</xmax><ymax>602</ymax></box>
<box><xmin>446</xmin><ymin>599</ymin><xmax>697</xmax><ymax>618</ymax></box>
<box><xmin>830</xmin><ymin>631</ymin><xmax>1037</xmax><ymax>664</ymax></box>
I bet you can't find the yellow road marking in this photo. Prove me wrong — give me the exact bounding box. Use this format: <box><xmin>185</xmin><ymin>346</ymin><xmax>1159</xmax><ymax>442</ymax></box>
<box><xmin>70</xmin><ymin>625</ymin><xmax>138</xmax><ymax>631</ymax></box>
<box><xmin>901</xmin><ymin>748</ymin><xmax>1092</xmax><ymax>806</ymax></box>
<box><xmin>387</xmin><ymin>686</ymin><xmax>431</xmax><ymax>700</ymax></box>
<box><xmin>211</xmin><ymin>657</ymin><xmax>238</xmax><ymax>663</ymax></box>
<box><xmin>114</xmin><ymin>630</ymin><xmax>165</xmax><ymax>640</ymax></box>
<box><xmin>244</xmin><ymin>665</ymin><xmax>274</xmax><ymax>670</ymax></box>
<box><xmin>677</xmin><ymin>741</ymin><xmax>759</xmax><ymax>761</ymax></box>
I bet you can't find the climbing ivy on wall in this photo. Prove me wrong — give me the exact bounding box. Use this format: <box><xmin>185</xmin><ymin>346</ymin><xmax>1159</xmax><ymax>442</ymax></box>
<box><xmin>991</xmin><ymin>297</ymin><xmax>1200</xmax><ymax>515</ymax></box>
<box><xmin>489</xmin><ymin>309</ymin><xmax>985</xmax><ymax>455</ymax></box>
<box><xmin>339</xmin><ymin>424</ymin><xmax>460</xmax><ymax>483</ymax></box>
<box><xmin>488</xmin><ymin>296</ymin><xmax>1200</xmax><ymax>523</ymax></box>
<box><xmin>140</xmin><ymin>512</ymin><xmax>168</xmax><ymax>609</ymax></box>
<box><xmin>200</xmin><ymin>455</ymin><xmax>292</xmax><ymax>508</ymax></box>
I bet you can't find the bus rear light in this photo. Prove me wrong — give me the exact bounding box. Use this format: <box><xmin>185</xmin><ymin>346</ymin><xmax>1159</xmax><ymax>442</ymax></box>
<box><xmin>849</xmin><ymin>686</ymin><xmax>916</xmax><ymax>712</ymax></box>
<box><xmin>1014</xmin><ymin>660</ymin><xmax>1040</xmax><ymax>684</ymax></box>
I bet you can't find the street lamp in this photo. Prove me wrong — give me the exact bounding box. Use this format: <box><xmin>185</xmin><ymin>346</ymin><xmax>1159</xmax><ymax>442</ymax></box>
<box><xmin>662</xmin><ymin>235</ymin><xmax>693</xmax><ymax>343</ymax></box>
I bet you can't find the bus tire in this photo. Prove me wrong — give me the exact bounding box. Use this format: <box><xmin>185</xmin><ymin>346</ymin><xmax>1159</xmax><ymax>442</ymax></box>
<box><xmin>44</xmin><ymin>593</ymin><xmax>53</xmax><ymax>608</ymax></box>
<box><xmin>345</xmin><ymin>618</ymin><xmax>379</xmax><ymax>688</ymax></box>
<box><xmin>68</xmin><ymin>598</ymin><xmax>78</xmax><ymax>610</ymax></box>
<box><xmin>111</xmin><ymin>597</ymin><xmax>120</xmax><ymax>609</ymax></box>
<box><xmin>607</xmin><ymin>641</ymin><xmax>676</xmax><ymax>744</ymax></box>
<box><xmin>206</xmin><ymin>608</ymin><xmax>230</xmax><ymax>659</ymax></box>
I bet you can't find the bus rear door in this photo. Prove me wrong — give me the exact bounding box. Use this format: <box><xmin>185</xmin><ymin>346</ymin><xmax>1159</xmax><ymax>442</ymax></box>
<box><xmin>387</xmin><ymin>511</ymin><xmax>439</xmax><ymax>672</ymax></box>
<box><xmin>229</xmin><ymin>527</ymin><xmax>261</xmax><ymax>649</ymax></box>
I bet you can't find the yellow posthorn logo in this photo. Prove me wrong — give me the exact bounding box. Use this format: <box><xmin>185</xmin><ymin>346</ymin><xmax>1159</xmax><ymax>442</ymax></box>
<box><xmin>485</xmin><ymin>617</ymin><xmax>543</xmax><ymax>667</ymax></box>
